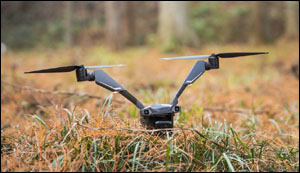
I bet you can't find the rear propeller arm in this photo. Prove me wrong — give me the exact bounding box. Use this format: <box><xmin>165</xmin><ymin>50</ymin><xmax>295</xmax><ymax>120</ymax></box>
<box><xmin>171</xmin><ymin>60</ymin><xmax>207</xmax><ymax>106</ymax></box>
<box><xmin>91</xmin><ymin>70</ymin><xmax>145</xmax><ymax>109</ymax></box>
<box><xmin>165</xmin><ymin>52</ymin><xmax>268</xmax><ymax>106</ymax></box>
<box><xmin>24</xmin><ymin>65</ymin><xmax>144</xmax><ymax>109</ymax></box>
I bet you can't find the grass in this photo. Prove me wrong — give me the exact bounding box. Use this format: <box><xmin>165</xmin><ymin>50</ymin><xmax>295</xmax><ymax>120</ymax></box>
<box><xmin>1</xmin><ymin>104</ymin><xmax>298</xmax><ymax>171</ymax></box>
<box><xmin>1</xmin><ymin>41</ymin><xmax>299</xmax><ymax>171</ymax></box>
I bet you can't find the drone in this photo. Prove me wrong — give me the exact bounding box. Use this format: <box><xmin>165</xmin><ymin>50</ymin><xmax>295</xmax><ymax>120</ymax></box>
<box><xmin>25</xmin><ymin>52</ymin><xmax>268</xmax><ymax>129</ymax></box>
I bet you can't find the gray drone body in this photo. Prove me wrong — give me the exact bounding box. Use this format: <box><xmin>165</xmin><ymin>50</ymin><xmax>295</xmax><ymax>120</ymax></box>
<box><xmin>140</xmin><ymin>104</ymin><xmax>180</xmax><ymax>129</ymax></box>
<box><xmin>25</xmin><ymin>52</ymin><xmax>268</xmax><ymax>129</ymax></box>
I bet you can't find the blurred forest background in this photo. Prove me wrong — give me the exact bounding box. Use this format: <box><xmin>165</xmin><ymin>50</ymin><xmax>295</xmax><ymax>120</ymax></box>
<box><xmin>1</xmin><ymin>1</ymin><xmax>300</xmax><ymax>172</ymax></box>
<box><xmin>1</xmin><ymin>1</ymin><xmax>299</xmax><ymax>51</ymax></box>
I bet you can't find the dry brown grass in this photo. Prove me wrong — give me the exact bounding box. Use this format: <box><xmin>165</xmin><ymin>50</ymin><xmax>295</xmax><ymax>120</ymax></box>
<box><xmin>1</xmin><ymin>41</ymin><xmax>299</xmax><ymax>171</ymax></box>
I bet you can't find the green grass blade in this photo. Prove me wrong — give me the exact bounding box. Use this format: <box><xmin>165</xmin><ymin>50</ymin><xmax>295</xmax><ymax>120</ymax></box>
<box><xmin>166</xmin><ymin>144</ymin><xmax>171</xmax><ymax>169</ymax></box>
<box><xmin>269</xmin><ymin>119</ymin><xmax>282</xmax><ymax>136</ymax></box>
<box><xmin>132</xmin><ymin>142</ymin><xmax>140</xmax><ymax>171</ymax></box>
<box><xmin>230</xmin><ymin>128</ymin><xmax>251</xmax><ymax>158</ymax></box>
<box><xmin>223</xmin><ymin>153</ymin><xmax>235</xmax><ymax>172</ymax></box>
<box><xmin>32</xmin><ymin>115</ymin><xmax>48</xmax><ymax>129</ymax></box>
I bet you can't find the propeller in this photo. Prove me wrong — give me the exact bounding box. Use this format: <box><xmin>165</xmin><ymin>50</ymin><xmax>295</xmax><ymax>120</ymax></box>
<box><xmin>24</xmin><ymin>64</ymin><xmax>124</xmax><ymax>73</ymax></box>
<box><xmin>161</xmin><ymin>52</ymin><xmax>268</xmax><ymax>60</ymax></box>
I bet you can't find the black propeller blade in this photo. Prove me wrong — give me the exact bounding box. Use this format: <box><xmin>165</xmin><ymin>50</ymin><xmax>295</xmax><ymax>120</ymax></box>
<box><xmin>24</xmin><ymin>64</ymin><xmax>124</xmax><ymax>74</ymax></box>
<box><xmin>24</xmin><ymin>65</ymin><xmax>82</xmax><ymax>73</ymax></box>
<box><xmin>216</xmin><ymin>52</ymin><xmax>268</xmax><ymax>58</ymax></box>
<box><xmin>161</xmin><ymin>52</ymin><xmax>268</xmax><ymax>60</ymax></box>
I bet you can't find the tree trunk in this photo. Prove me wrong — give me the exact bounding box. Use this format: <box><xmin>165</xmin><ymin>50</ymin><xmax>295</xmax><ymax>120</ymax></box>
<box><xmin>123</xmin><ymin>1</ymin><xmax>136</xmax><ymax>45</ymax></box>
<box><xmin>105</xmin><ymin>1</ymin><xmax>126</xmax><ymax>50</ymax></box>
<box><xmin>285</xmin><ymin>1</ymin><xmax>299</xmax><ymax>40</ymax></box>
<box><xmin>158</xmin><ymin>1</ymin><xmax>199</xmax><ymax>51</ymax></box>
<box><xmin>251</xmin><ymin>2</ymin><xmax>266</xmax><ymax>44</ymax></box>
<box><xmin>251</xmin><ymin>2</ymin><xmax>278</xmax><ymax>44</ymax></box>
<box><xmin>64</xmin><ymin>1</ymin><xmax>73</xmax><ymax>47</ymax></box>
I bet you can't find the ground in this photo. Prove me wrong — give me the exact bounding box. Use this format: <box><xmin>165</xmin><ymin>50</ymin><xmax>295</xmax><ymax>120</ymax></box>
<box><xmin>1</xmin><ymin>41</ymin><xmax>299</xmax><ymax>171</ymax></box>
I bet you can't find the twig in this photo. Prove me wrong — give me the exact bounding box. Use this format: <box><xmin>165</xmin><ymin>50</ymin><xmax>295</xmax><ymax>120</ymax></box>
<box><xmin>2</xmin><ymin>80</ymin><xmax>275</xmax><ymax>115</ymax></box>
<box><xmin>202</xmin><ymin>107</ymin><xmax>275</xmax><ymax>115</ymax></box>
<box><xmin>1</xmin><ymin>80</ymin><xmax>124</xmax><ymax>103</ymax></box>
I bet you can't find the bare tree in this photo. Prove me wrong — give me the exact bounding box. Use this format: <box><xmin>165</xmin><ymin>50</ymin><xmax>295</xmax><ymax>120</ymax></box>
<box><xmin>123</xmin><ymin>1</ymin><xmax>136</xmax><ymax>45</ymax></box>
<box><xmin>105</xmin><ymin>1</ymin><xmax>126</xmax><ymax>50</ymax></box>
<box><xmin>285</xmin><ymin>1</ymin><xmax>299</xmax><ymax>40</ymax></box>
<box><xmin>158</xmin><ymin>1</ymin><xmax>199</xmax><ymax>50</ymax></box>
<box><xmin>64</xmin><ymin>1</ymin><xmax>73</xmax><ymax>47</ymax></box>
<box><xmin>251</xmin><ymin>2</ymin><xmax>269</xmax><ymax>44</ymax></box>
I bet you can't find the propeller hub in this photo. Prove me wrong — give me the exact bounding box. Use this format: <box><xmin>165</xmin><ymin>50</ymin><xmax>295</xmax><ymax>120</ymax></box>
<box><xmin>208</xmin><ymin>54</ymin><xmax>219</xmax><ymax>69</ymax></box>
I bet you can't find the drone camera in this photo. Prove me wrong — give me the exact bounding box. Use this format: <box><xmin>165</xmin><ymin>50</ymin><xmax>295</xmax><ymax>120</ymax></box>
<box><xmin>143</xmin><ymin>109</ymin><xmax>151</xmax><ymax>115</ymax></box>
<box><xmin>173</xmin><ymin>106</ymin><xmax>181</xmax><ymax>113</ymax></box>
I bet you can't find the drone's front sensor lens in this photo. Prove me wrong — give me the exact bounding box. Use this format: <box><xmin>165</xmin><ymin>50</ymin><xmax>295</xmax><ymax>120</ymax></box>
<box><xmin>174</xmin><ymin>106</ymin><xmax>180</xmax><ymax>112</ymax></box>
<box><xmin>144</xmin><ymin>110</ymin><xmax>149</xmax><ymax>115</ymax></box>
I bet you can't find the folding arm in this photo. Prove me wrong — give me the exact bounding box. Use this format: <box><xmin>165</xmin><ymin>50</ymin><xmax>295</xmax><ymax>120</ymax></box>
<box><xmin>93</xmin><ymin>70</ymin><xmax>145</xmax><ymax>109</ymax></box>
<box><xmin>171</xmin><ymin>61</ymin><xmax>206</xmax><ymax>106</ymax></box>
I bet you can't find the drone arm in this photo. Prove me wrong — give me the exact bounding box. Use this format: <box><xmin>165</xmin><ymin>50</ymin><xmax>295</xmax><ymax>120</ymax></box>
<box><xmin>171</xmin><ymin>61</ymin><xmax>206</xmax><ymax>106</ymax></box>
<box><xmin>93</xmin><ymin>70</ymin><xmax>145</xmax><ymax>109</ymax></box>
<box><xmin>171</xmin><ymin>83</ymin><xmax>188</xmax><ymax>106</ymax></box>
<box><xmin>119</xmin><ymin>90</ymin><xmax>145</xmax><ymax>109</ymax></box>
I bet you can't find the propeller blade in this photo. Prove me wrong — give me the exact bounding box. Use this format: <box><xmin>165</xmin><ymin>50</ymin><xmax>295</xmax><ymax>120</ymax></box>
<box><xmin>161</xmin><ymin>52</ymin><xmax>268</xmax><ymax>60</ymax></box>
<box><xmin>24</xmin><ymin>65</ymin><xmax>82</xmax><ymax>73</ymax></box>
<box><xmin>85</xmin><ymin>64</ymin><xmax>125</xmax><ymax>69</ymax></box>
<box><xmin>161</xmin><ymin>55</ymin><xmax>210</xmax><ymax>60</ymax></box>
<box><xmin>25</xmin><ymin>64</ymin><xmax>125</xmax><ymax>74</ymax></box>
<box><xmin>216</xmin><ymin>52</ymin><xmax>268</xmax><ymax>58</ymax></box>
